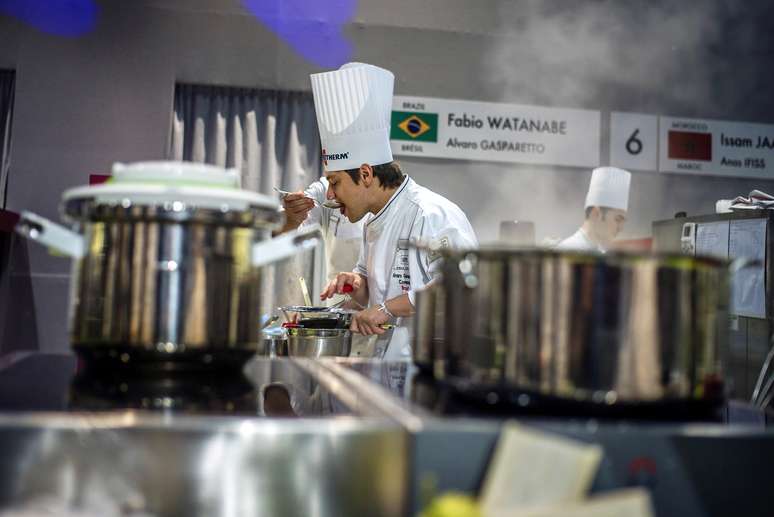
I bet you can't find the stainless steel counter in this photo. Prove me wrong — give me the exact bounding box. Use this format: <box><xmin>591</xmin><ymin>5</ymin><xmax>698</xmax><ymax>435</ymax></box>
<box><xmin>2</xmin><ymin>354</ymin><xmax>774</xmax><ymax>517</ymax></box>
<box><xmin>0</xmin><ymin>413</ymin><xmax>406</xmax><ymax>516</ymax></box>
<box><xmin>0</xmin><ymin>354</ymin><xmax>411</xmax><ymax>516</ymax></box>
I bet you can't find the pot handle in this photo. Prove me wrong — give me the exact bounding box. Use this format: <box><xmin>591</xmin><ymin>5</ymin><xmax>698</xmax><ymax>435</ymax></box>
<box><xmin>252</xmin><ymin>224</ymin><xmax>324</xmax><ymax>269</ymax></box>
<box><xmin>15</xmin><ymin>211</ymin><xmax>85</xmax><ymax>259</ymax></box>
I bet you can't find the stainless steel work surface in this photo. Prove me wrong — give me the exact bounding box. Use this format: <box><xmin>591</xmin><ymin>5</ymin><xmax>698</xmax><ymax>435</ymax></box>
<box><xmin>0</xmin><ymin>354</ymin><xmax>410</xmax><ymax>516</ymax></box>
<box><xmin>0</xmin><ymin>413</ymin><xmax>407</xmax><ymax>517</ymax></box>
<box><xmin>0</xmin><ymin>353</ymin><xmax>400</xmax><ymax>418</ymax></box>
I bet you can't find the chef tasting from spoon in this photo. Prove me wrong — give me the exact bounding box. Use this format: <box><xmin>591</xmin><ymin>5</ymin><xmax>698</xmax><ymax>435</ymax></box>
<box><xmin>311</xmin><ymin>62</ymin><xmax>479</xmax><ymax>360</ymax></box>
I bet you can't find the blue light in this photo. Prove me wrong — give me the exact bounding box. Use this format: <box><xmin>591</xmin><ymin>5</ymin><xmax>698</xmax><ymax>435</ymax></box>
<box><xmin>241</xmin><ymin>0</ymin><xmax>356</xmax><ymax>68</ymax></box>
<box><xmin>0</xmin><ymin>0</ymin><xmax>98</xmax><ymax>37</ymax></box>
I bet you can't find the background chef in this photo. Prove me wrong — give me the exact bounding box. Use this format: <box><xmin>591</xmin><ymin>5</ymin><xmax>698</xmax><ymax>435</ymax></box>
<box><xmin>312</xmin><ymin>62</ymin><xmax>478</xmax><ymax>359</ymax></box>
<box><xmin>556</xmin><ymin>166</ymin><xmax>631</xmax><ymax>253</ymax></box>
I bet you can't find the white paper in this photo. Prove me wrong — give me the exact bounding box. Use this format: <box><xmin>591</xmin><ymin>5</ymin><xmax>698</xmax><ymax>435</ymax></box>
<box><xmin>695</xmin><ymin>221</ymin><xmax>729</xmax><ymax>259</ymax></box>
<box><xmin>729</xmin><ymin>218</ymin><xmax>767</xmax><ymax>318</ymax></box>
<box><xmin>491</xmin><ymin>488</ymin><xmax>654</xmax><ymax>517</ymax></box>
<box><xmin>480</xmin><ymin>423</ymin><xmax>602</xmax><ymax>517</ymax></box>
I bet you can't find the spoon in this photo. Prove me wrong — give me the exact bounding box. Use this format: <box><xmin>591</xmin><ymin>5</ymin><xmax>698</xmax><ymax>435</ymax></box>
<box><xmin>273</xmin><ymin>187</ymin><xmax>342</xmax><ymax>209</ymax></box>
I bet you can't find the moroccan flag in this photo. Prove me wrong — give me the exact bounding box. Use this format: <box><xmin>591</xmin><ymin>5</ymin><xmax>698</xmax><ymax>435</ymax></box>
<box><xmin>668</xmin><ymin>130</ymin><xmax>712</xmax><ymax>161</ymax></box>
<box><xmin>391</xmin><ymin>111</ymin><xmax>438</xmax><ymax>142</ymax></box>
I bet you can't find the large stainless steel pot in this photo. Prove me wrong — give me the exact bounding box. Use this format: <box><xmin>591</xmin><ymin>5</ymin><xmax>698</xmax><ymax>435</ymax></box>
<box><xmin>439</xmin><ymin>248</ymin><xmax>731</xmax><ymax>403</ymax></box>
<box><xmin>412</xmin><ymin>281</ymin><xmax>445</xmax><ymax>372</ymax></box>
<box><xmin>15</xmin><ymin>161</ymin><xmax>323</xmax><ymax>368</ymax></box>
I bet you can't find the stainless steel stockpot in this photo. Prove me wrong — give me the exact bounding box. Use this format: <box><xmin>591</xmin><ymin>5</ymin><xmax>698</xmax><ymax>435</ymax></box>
<box><xmin>16</xmin><ymin>161</ymin><xmax>322</xmax><ymax>367</ymax></box>
<box><xmin>411</xmin><ymin>281</ymin><xmax>445</xmax><ymax>371</ymax></box>
<box><xmin>439</xmin><ymin>247</ymin><xmax>730</xmax><ymax>403</ymax></box>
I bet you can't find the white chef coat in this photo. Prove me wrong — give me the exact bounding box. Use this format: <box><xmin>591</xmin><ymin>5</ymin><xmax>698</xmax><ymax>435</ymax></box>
<box><xmin>555</xmin><ymin>228</ymin><xmax>605</xmax><ymax>253</ymax></box>
<box><xmin>354</xmin><ymin>176</ymin><xmax>478</xmax><ymax>359</ymax></box>
<box><xmin>301</xmin><ymin>177</ymin><xmax>365</xmax><ymax>282</ymax></box>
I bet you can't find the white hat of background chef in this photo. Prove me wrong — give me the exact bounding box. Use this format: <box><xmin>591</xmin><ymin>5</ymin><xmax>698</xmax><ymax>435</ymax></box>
<box><xmin>584</xmin><ymin>166</ymin><xmax>631</xmax><ymax>211</ymax></box>
<box><xmin>310</xmin><ymin>62</ymin><xmax>394</xmax><ymax>172</ymax></box>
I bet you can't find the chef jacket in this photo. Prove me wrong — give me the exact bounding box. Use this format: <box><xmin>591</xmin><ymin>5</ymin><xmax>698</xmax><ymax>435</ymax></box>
<box><xmin>354</xmin><ymin>176</ymin><xmax>478</xmax><ymax>359</ymax></box>
<box><xmin>555</xmin><ymin>228</ymin><xmax>605</xmax><ymax>253</ymax></box>
<box><xmin>301</xmin><ymin>177</ymin><xmax>365</xmax><ymax>282</ymax></box>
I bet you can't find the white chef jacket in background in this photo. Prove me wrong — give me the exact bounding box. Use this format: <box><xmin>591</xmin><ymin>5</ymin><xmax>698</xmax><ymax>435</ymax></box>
<box><xmin>555</xmin><ymin>228</ymin><xmax>604</xmax><ymax>253</ymax></box>
<box><xmin>354</xmin><ymin>176</ymin><xmax>478</xmax><ymax>360</ymax></box>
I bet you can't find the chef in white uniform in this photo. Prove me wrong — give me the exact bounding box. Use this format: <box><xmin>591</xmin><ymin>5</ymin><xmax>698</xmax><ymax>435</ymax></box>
<box><xmin>556</xmin><ymin>166</ymin><xmax>631</xmax><ymax>253</ymax></box>
<box><xmin>278</xmin><ymin>177</ymin><xmax>364</xmax><ymax>283</ymax></box>
<box><xmin>311</xmin><ymin>62</ymin><xmax>478</xmax><ymax>359</ymax></box>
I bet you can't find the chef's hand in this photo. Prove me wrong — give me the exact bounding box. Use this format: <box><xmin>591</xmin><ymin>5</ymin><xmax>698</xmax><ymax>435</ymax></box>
<box><xmin>281</xmin><ymin>192</ymin><xmax>315</xmax><ymax>231</ymax></box>
<box><xmin>351</xmin><ymin>305</ymin><xmax>390</xmax><ymax>335</ymax></box>
<box><xmin>320</xmin><ymin>272</ymin><xmax>363</xmax><ymax>300</ymax></box>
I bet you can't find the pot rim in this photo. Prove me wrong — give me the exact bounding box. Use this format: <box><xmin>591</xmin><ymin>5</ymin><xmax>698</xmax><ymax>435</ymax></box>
<box><xmin>61</xmin><ymin>197</ymin><xmax>282</xmax><ymax>227</ymax></box>
<box><xmin>438</xmin><ymin>245</ymin><xmax>729</xmax><ymax>269</ymax></box>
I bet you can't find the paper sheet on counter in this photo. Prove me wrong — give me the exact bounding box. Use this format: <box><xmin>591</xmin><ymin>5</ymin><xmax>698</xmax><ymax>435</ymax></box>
<box><xmin>488</xmin><ymin>488</ymin><xmax>654</xmax><ymax>517</ymax></box>
<box><xmin>729</xmin><ymin>218</ymin><xmax>767</xmax><ymax>318</ymax></box>
<box><xmin>695</xmin><ymin>221</ymin><xmax>730</xmax><ymax>258</ymax></box>
<box><xmin>479</xmin><ymin>423</ymin><xmax>602</xmax><ymax>517</ymax></box>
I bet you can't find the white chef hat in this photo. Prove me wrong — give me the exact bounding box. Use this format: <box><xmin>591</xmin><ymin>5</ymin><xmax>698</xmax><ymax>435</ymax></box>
<box><xmin>310</xmin><ymin>62</ymin><xmax>395</xmax><ymax>172</ymax></box>
<box><xmin>584</xmin><ymin>166</ymin><xmax>631</xmax><ymax>211</ymax></box>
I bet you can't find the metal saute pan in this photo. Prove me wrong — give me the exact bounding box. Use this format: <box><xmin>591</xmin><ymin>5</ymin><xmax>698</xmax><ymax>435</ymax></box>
<box><xmin>276</xmin><ymin>305</ymin><xmax>395</xmax><ymax>358</ymax></box>
<box><xmin>277</xmin><ymin>306</ymin><xmax>355</xmax><ymax>358</ymax></box>
<box><xmin>15</xmin><ymin>161</ymin><xmax>323</xmax><ymax>369</ymax></box>
<box><xmin>435</xmin><ymin>247</ymin><xmax>734</xmax><ymax>404</ymax></box>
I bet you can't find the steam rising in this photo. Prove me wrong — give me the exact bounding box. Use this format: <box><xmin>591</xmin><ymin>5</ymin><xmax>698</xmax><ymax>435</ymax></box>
<box><xmin>437</xmin><ymin>0</ymin><xmax>772</xmax><ymax>244</ymax></box>
<box><xmin>485</xmin><ymin>1</ymin><xmax>728</xmax><ymax>112</ymax></box>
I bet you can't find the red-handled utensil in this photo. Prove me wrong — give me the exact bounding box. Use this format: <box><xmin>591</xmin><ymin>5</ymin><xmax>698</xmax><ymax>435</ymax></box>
<box><xmin>337</xmin><ymin>283</ymin><xmax>366</xmax><ymax>310</ymax></box>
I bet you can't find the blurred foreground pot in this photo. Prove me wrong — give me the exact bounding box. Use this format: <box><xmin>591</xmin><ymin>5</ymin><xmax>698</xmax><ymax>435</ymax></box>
<box><xmin>16</xmin><ymin>161</ymin><xmax>322</xmax><ymax>369</ymax></box>
<box><xmin>437</xmin><ymin>248</ymin><xmax>731</xmax><ymax>403</ymax></box>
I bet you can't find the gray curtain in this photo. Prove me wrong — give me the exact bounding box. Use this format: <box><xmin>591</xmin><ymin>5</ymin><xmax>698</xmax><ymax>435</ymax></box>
<box><xmin>0</xmin><ymin>70</ymin><xmax>15</xmax><ymax>209</ymax></box>
<box><xmin>167</xmin><ymin>83</ymin><xmax>325</xmax><ymax>311</ymax></box>
<box><xmin>167</xmin><ymin>84</ymin><xmax>322</xmax><ymax>193</ymax></box>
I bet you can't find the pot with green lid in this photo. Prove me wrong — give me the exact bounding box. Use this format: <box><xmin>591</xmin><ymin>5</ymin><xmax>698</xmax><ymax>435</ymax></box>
<box><xmin>438</xmin><ymin>247</ymin><xmax>733</xmax><ymax>405</ymax></box>
<box><xmin>15</xmin><ymin>161</ymin><xmax>323</xmax><ymax>370</ymax></box>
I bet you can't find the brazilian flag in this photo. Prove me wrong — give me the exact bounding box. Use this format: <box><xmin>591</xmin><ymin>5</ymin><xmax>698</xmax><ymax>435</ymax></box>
<box><xmin>391</xmin><ymin>111</ymin><xmax>438</xmax><ymax>142</ymax></box>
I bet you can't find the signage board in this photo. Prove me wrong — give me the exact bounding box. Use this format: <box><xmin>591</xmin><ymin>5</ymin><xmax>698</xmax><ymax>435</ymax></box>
<box><xmin>391</xmin><ymin>96</ymin><xmax>600</xmax><ymax>168</ymax></box>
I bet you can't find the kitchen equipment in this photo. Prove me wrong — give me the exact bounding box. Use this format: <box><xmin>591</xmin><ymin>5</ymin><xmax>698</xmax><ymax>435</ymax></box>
<box><xmin>261</xmin><ymin>326</ymin><xmax>288</xmax><ymax>357</ymax></box>
<box><xmin>299</xmin><ymin>276</ymin><xmax>313</xmax><ymax>306</ymax></box>
<box><xmin>273</xmin><ymin>186</ymin><xmax>342</xmax><ymax>209</ymax></box>
<box><xmin>499</xmin><ymin>220</ymin><xmax>535</xmax><ymax>246</ymax></box>
<box><xmin>280</xmin><ymin>305</ymin><xmax>354</xmax><ymax>326</ymax></box>
<box><xmin>15</xmin><ymin>161</ymin><xmax>323</xmax><ymax>369</ymax></box>
<box><xmin>412</xmin><ymin>281</ymin><xmax>445</xmax><ymax>372</ymax></box>
<box><xmin>286</xmin><ymin>327</ymin><xmax>352</xmax><ymax>357</ymax></box>
<box><xmin>280</xmin><ymin>305</ymin><xmax>392</xmax><ymax>330</ymax></box>
<box><xmin>680</xmin><ymin>222</ymin><xmax>697</xmax><ymax>255</ymax></box>
<box><xmin>277</xmin><ymin>301</ymin><xmax>394</xmax><ymax>357</ymax></box>
<box><xmin>438</xmin><ymin>247</ymin><xmax>732</xmax><ymax>404</ymax></box>
<box><xmin>278</xmin><ymin>305</ymin><xmax>352</xmax><ymax>357</ymax></box>
<box><xmin>0</xmin><ymin>414</ymin><xmax>407</xmax><ymax>517</ymax></box>
<box><xmin>336</xmin><ymin>283</ymin><xmax>366</xmax><ymax>310</ymax></box>
<box><xmin>653</xmin><ymin>211</ymin><xmax>773</xmax><ymax>402</ymax></box>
